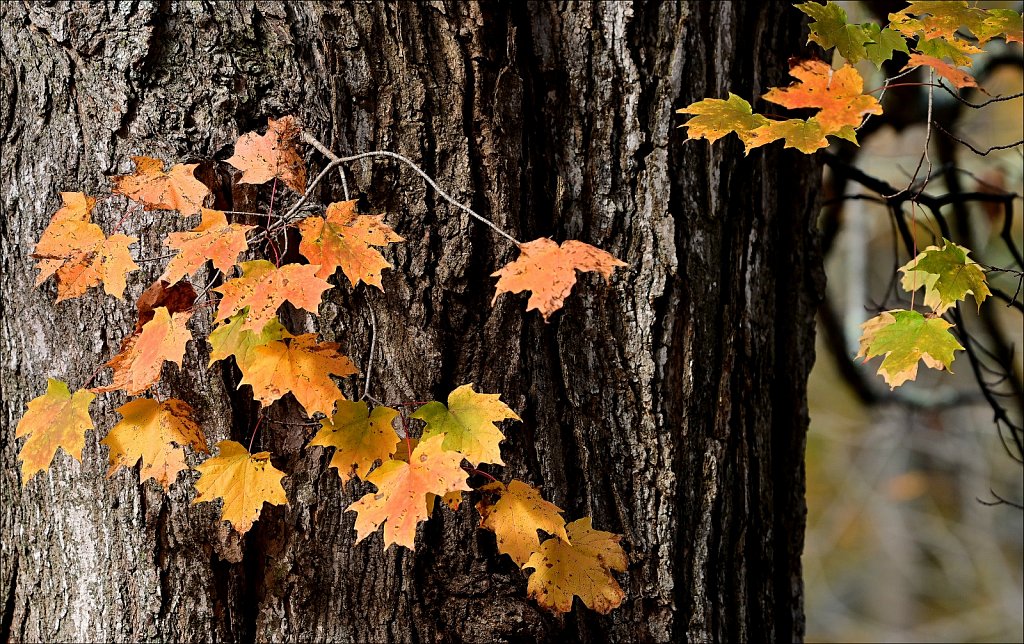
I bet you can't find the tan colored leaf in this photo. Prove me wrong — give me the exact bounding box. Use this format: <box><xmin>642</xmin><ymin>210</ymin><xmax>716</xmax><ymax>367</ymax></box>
<box><xmin>297</xmin><ymin>200</ymin><xmax>404</xmax><ymax>287</ymax></box>
<box><xmin>100</xmin><ymin>307</ymin><xmax>194</xmax><ymax>395</ymax></box>
<box><xmin>15</xmin><ymin>379</ymin><xmax>95</xmax><ymax>485</ymax></box>
<box><xmin>309</xmin><ymin>401</ymin><xmax>401</xmax><ymax>482</ymax></box>
<box><xmin>241</xmin><ymin>333</ymin><xmax>357</xmax><ymax>416</ymax></box>
<box><xmin>412</xmin><ymin>384</ymin><xmax>520</xmax><ymax>467</ymax></box>
<box><xmin>524</xmin><ymin>517</ymin><xmax>628</xmax><ymax>615</ymax></box>
<box><xmin>193</xmin><ymin>440</ymin><xmax>288</xmax><ymax>535</ymax></box>
<box><xmin>101</xmin><ymin>398</ymin><xmax>208</xmax><ymax>489</ymax></box>
<box><xmin>476</xmin><ymin>479</ymin><xmax>569</xmax><ymax>567</ymax></box>
<box><xmin>347</xmin><ymin>434</ymin><xmax>472</xmax><ymax>550</ymax></box>
<box><xmin>161</xmin><ymin>209</ymin><xmax>255</xmax><ymax>284</ymax></box>
<box><xmin>214</xmin><ymin>260</ymin><xmax>331</xmax><ymax>332</ymax></box>
<box><xmin>111</xmin><ymin>156</ymin><xmax>210</xmax><ymax>215</ymax></box>
<box><xmin>492</xmin><ymin>238</ymin><xmax>626</xmax><ymax>321</ymax></box>
<box><xmin>226</xmin><ymin>116</ymin><xmax>307</xmax><ymax>193</ymax></box>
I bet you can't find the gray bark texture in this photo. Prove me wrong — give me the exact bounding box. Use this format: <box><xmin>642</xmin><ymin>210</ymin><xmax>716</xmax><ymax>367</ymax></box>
<box><xmin>0</xmin><ymin>2</ymin><xmax>822</xmax><ymax>642</ymax></box>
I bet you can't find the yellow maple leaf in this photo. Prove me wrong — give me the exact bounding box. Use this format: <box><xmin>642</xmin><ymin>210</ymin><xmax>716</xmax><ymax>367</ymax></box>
<box><xmin>347</xmin><ymin>435</ymin><xmax>472</xmax><ymax>550</ymax></box>
<box><xmin>412</xmin><ymin>384</ymin><xmax>520</xmax><ymax>467</ymax></box>
<box><xmin>240</xmin><ymin>333</ymin><xmax>357</xmax><ymax>416</ymax></box>
<box><xmin>193</xmin><ymin>440</ymin><xmax>288</xmax><ymax>535</ymax></box>
<box><xmin>309</xmin><ymin>400</ymin><xmax>401</xmax><ymax>482</ymax></box>
<box><xmin>101</xmin><ymin>398</ymin><xmax>208</xmax><ymax>489</ymax></box>
<box><xmin>524</xmin><ymin>517</ymin><xmax>627</xmax><ymax>614</ymax></box>
<box><xmin>476</xmin><ymin>479</ymin><xmax>569</xmax><ymax>567</ymax></box>
<box><xmin>15</xmin><ymin>379</ymin><xmax>96</xmax><ymax>485</ymax></box>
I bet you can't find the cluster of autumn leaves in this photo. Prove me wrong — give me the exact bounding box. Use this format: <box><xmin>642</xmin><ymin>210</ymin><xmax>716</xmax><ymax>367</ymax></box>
<box><xmin>679</xmin><ymin>1</ymin><xmax>1022</xmax><ymax>154</ymax></box>
<box><xmin>678</xmin><ymin>1</ymin><xmax>1015</xmax><ymax>389</ymax></box>
<box><xmin>16</xmin><ymin>116</ymin><xmax>630</xmax><ymax>614</ymax></box>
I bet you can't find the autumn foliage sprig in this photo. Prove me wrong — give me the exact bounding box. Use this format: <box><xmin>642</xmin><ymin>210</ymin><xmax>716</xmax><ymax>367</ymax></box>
<box><xmin>678</xmin><ymin>1</ymin><xmax>1021</xmax><ymax>390</ymax></box>
<box><xmin>15</xmin><ymin>116</ymin><xmax>629</xmax><ymax>615</ymax></box>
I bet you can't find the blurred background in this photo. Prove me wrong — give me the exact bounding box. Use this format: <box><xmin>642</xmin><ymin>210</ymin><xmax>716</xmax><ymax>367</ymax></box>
<box><xmin>803</xmin><ymin>2</ymin><xmax>1024</xmax><ymax>642</ymax></box>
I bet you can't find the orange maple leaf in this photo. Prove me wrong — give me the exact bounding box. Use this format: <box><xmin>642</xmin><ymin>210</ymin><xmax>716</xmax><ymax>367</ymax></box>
<box><xmin>762</xmin><ymin>60</ymin><xmax>882</xmax><ymax>135</ymax></box>
<box><xmin>214</xmin><ymin>260</ymin><xmax>331</xmax><ymax>332</ymax></box>
<box><xmin>492</xmin><ymin>238</ymin><xmax>626</xmax><ymax>320</ymax></box>
<box><xmin>524</xmin><ymin>517</ymin><xmax>628</xmax><ymax>614</ymax></box>
<box><xmin>101</xmin><ymin>398</ymin><xmax>208</xmax><ymax>489</ymax></box>
<box><xmin>226</xmin><ymin>116</ymin><xmax>307</xmax><ymax>193</ymax></box>
<box><xmin>32</xmin><ymin>192</ymin><xmax>139</xmax><ymax>301</ymax></box>
<box><xmin>111</xmin><ymin>156</ymin><xmax>210</xmax><ymax>215</ymax></box>
<box><xmin>476</xmin><ymin>479</ymin><xmax>569</xmax><ymax>567</ymax></box>
<box><xmin>160</xmin><ymin>209</ymin><xmax>255</xmax><ymax>284</ymax></box>
<box><xmin>240</xmin><ymin>333</ymin><xmax>357</xmax><ymax>416</ymax></box>
<box><xmin>902</xmin><ymin>53</ymin><xmax>979</xmax><ymax>90</ymax></box>
<box><xmin>99</xmin><ymin>307</ymin><xmax>194</xmax><ymax>394</ymax></box>
<box><xmin>309</xmin><ymin>401</ymin><xmax>401</xmax><ymax>482</ymax></box>
<box><xmin>193</xmin><ymin>440</ymin><xmax>288</xmax><ymax>535</ymax></box>
<box><xmin>297</xmin><ymin>200</ymin><xmax>404</xmax><ymax>287</ymax></box>
<box><xmin>15</xmin><ymin>379</ymin><xmax>95</xmax><ymax>485</ymax></box>
<box><xmin>347</xmin><ymin>434</ymin><xmax>472</xmax><ymax>550</ymax></box>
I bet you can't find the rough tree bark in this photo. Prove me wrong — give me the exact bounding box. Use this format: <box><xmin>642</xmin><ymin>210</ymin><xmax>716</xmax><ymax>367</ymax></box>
<box><xmin>0</xmin><ymin>2</ymin><xmax>821</xmax><ymax>642</ymax></box>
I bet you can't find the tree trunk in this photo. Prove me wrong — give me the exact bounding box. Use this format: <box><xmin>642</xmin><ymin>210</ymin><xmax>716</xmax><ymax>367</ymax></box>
<box><xmin>0</xmin><ymin>2</ymin><xmax>821</xmax><ymax>642</ymax></box>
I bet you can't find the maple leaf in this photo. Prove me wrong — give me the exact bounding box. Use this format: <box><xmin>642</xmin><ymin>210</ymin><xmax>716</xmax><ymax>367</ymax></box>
<box><xmin>902</xmin><ymin>53</ymin><xmax>978</xmax><ymax>90</ymax></box>
<box><xmin>15</xmin><ymin>379</ymin><xmax>95</xmax><ymax>485</ymax></box>
<box><xmin>226</xmin><ymin>116</ymin><xmax>307</xmax><ymax>193</ymax></box>
<box><xmin>863</xmin><ymin>24</ymin><xmax>911</xmax><ymax>69</ymax></box>
<box><xmin>676</xmin><ymin>93</ymin><xmax>770</xmax><ymax>148</ymax></box>
<box><xmin>856</xmin><ymin>310</ymin><xmax>964</xmax><ymax>389</ymax></box>
<box><xmin>309</xmin><ymin>401</ymin><xmax>401</xmax><ymax>482</ymax></box>
<box><xmin>111</xmin><ymin>156</ymin><xmax>210</xmax><ymax>215</ymax></box>
<box><xmin>978</xmin><ymin>9</ymin><xmax>1023</xmax><ymax>45</ymax></box>
<box><xmin>101</xmin><ymin>398</ymin><xmax>208</xmax><ymax>489</ymax></box>
<box><xmin>241</xmin><ymin>333</ymin><xmax>357</xmax><ymax>416</ymax></box>
<box><xmin>899</xmin><ymin>239</ymin><xmax>990</xmax><ymax>313</ymax></box>
<box><xmin>745</xmin><ymin>118</ymin><xmax>835</xmax><ymax>154</ymax></box>
<box><xmin>914</xmin><ymin>35</ymin><xmax>983</xmax><ymax>67</ymax></box>
<box><xmin>795</xmin><ymin>1</ymin><xmax>873</xmax><ymax>63</ymax></box>
<box><xmin>132</xmin><ymin>279</ymin><xmax>197</xmax><ymax>332</ymax></box>
<box><xmin>762</xmin><ymin>60</ymin><xmax>882</xmax><ymax>135</ymax></box>
<box><xmin>214</xmin><ymin>260</ymin><xmax>331</xmax><ymax>332</ymax></box>
<box><xmin>476</xmin><ymin>479</ymin><xmax>569</xmax><ymax>567</ymax></box>
<box><xmin>208</xmin><ymin>309</ymin><xmax>293</xmax><ymax>370</ymax></box>
<box><xmin>193</xmin><ymin>440</ymin><xmax>288</xmax><ymax>535</ymax></box>
<box><xmin>492</xmin><ymin>238</ymin><xmax>626</xmax><ymax>321</ymax></box>
<box><xmin>297</xmin><ymin>200</ymin><xmax>404</xmax><ymax>287</ymax></box>
<box><xmin>160</xmin><ymin>209</ymin><xmax>255</xmax><ymax>284</ymax></box>
<box><xmin>33</xmin><ymin>192</ymin><xmax>139</xmax><ymax>301</ymax></box>
<box><xmin>412</xmin><ymin>384</ymin><xmax>520</xmax><ymax>467</ymax></box>
<box><xmin>347</xmin><ymin>434</ymin><xmax>472</xmax><ymax>550</ymax></box>
<box><xmin>99</xmin><ymin>307</ymin><xmax>193</xmax><ymax>395</ymax></box>
<box><xmin>891</xmin><ymin>2</ymin><xmax>987</xmax><ymax>42</ymax></box>
<box><xmin>524</xmin><ymin>517</ymin><xmax>628</xmax><ymax>615</ymax></box>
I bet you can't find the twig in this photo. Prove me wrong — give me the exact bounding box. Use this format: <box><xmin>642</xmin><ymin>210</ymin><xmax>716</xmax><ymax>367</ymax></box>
<box><xmin>298</xmin><ymin>133</ymin><xmax>521</xmax><ymax>246</ymax></box>
<box><xmin>360</xmin><ymin>291</ymin><xmax>378</xmax><ymax>402</ymax></box>
<box><xmin>932</xmin><ymin>121</ymin><xmax>1024</xmax><ymax>157</ymax></box>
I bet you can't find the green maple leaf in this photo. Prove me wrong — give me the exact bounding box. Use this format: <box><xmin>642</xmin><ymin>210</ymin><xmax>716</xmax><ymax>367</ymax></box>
<box><xmin>677</xmin><ymin>93</ymin><xmax>769</xmax><ymax>147</ymax></box>
<box><xmin>796</xmin><ymin>1</ymin><xmax>873</xmax><ymax>63</ymax></box>
<box><xmin>864</xmin><ymin>24</ymin><xmax>910</xmax><ymax>68</ymax></box>
<box><xmin>207</xmin><ymin>308</ymin><xmax>293</xmax><ymax>370</ymax></box>
<box><xmin>857</xmin><ymin>310</ymin><xmax>964</xmax><ymax>389</ymax></box>
<box><xmin>899</xmin><ymin>239</ymin><xmax>990</xmax><ymax>313</ymax></box>
<box><xmin>411</xmin><ymin>384</ymin><xmax>520</xmax><ymax>468</ymax></box>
